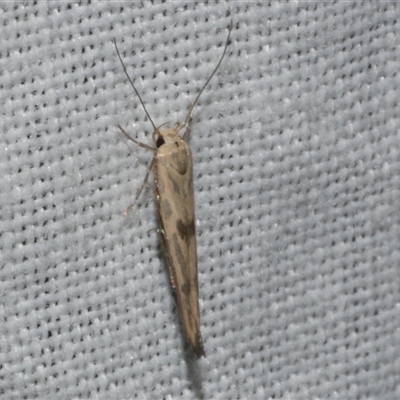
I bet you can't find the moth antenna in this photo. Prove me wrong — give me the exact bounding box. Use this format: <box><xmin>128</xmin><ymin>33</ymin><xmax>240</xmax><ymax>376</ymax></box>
<box><xmin>114</xmin><ymin>38</ymin><xmax>159</xmax><ymax>134</ymax></box>
<box><xmin>182</xmin><ymin>19</ymin><xmax>233</xmax><ymax>130</ymax></box>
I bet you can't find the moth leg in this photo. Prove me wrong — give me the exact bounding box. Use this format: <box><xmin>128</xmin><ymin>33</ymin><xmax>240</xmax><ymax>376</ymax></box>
<box><xmin>182</xmin><ymin>102</ymin><xmax>194</xmax><ymax>141</ymax></box>
<box><xmin>118</xmin><ymin>124</ymin><xmax>157</xmax><ymax>215</ymax></box>
<box><xmin>124</xmin><ymin>157</ymin><xmax>155</xmax><ymax>216</ymax></box>
<box><xmin>118</xmin><ymin>124</ymin><xmax>156</xmax><ymax>153</ymax></box>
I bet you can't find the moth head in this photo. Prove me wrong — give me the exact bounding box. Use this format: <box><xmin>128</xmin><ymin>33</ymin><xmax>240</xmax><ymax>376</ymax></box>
<box><xmin>153</xmin><ymin>127</ymin><xmax>181</xmax><ymax>148</ymax></box>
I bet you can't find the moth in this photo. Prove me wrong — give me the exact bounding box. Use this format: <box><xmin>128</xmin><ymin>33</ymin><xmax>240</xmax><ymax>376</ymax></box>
<box><xmin>114</xmin><ymin>21</ymin><xmax>232</xmax><ymax>357</ymax></box>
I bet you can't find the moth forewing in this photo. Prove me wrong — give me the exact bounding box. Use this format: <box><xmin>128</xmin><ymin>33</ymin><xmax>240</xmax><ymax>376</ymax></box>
<box><xmin>154</xmin><ymin>129</ymin><xmax>205</xmax><ymax>357</ymax></box>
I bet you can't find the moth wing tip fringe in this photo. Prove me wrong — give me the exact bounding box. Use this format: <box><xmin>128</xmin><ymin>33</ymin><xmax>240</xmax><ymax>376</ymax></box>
<box><xmin>190</xmin><ymin>324</ymin><xmax>206</xmax><ymax>358</ymax></box>
<box><xmin>191</xmin><ymin>340</ymin><xmax>206</xmax><ymax>358</ymax></box>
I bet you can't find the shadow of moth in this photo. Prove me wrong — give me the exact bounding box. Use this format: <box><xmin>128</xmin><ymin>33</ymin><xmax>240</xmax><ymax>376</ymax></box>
<box><xmin>114</xmin><ymin>21</ymin><xmax>232</xmax><ymax>358</ymax></box>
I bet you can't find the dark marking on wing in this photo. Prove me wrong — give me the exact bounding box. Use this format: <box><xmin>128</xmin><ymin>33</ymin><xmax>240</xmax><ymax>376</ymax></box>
<box><xmin>173</xmin><ymin>233</ymin><xmax>187</xmax><ymax>276</ymax></box>
<box><xmin>176</xmin><ymin>158</ymin><xmax>188</xmax><ymax>175</ymax></box>
<box><xmin>176</xmin><ymin>219</ymin><xmax>195</xmax><ymax>242</ymax></box>
<box><xmin>181</xmin><ymin>281</ymin><xmax>191</xmax><ymax>296</ymax></box>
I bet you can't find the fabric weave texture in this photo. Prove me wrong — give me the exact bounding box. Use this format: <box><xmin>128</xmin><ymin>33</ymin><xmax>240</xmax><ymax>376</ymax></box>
<box><xmin>1</xmin><ymin>2</ymin><xmax>399</xmax><ymax>399</ymax></box>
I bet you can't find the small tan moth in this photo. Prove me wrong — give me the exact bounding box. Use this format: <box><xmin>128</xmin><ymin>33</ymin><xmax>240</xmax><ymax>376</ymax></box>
<box><xmin>114</xmin><ymin>21</ymin><xmax>232</xmax><ymax>357</ymax></box>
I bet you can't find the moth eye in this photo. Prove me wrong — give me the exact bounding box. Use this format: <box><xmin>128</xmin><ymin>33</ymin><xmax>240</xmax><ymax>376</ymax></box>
<box><xmin>156</xmin><ymin>137</ymin><xmax>165</xmax><ymax>148</ymax></box>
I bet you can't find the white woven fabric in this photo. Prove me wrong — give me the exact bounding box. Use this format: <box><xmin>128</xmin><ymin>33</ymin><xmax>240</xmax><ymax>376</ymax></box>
<box><xmin>1</xmin><ymin>2</ymin><xmax>399</xmax><ymax>399</ymax></box>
